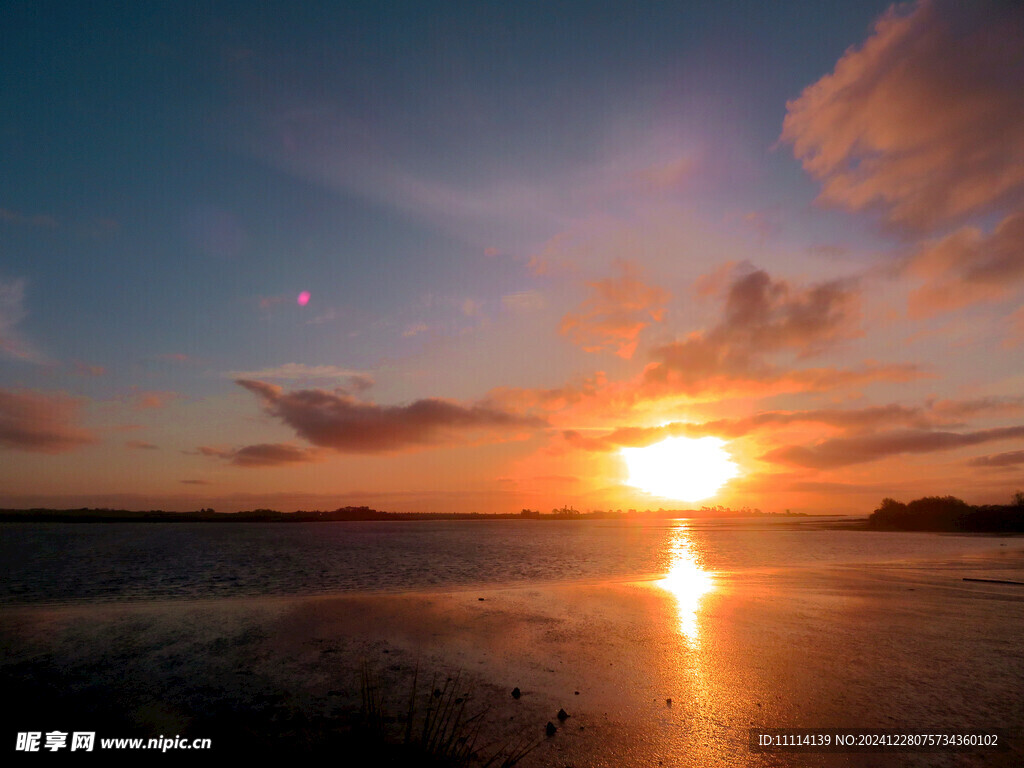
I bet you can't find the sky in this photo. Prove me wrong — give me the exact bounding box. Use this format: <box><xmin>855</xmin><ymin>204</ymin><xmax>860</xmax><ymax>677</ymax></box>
<box><xmin>2</xmin><ymin>0</ymin><xmax>1023</xmax><ymax>514</ymax></box>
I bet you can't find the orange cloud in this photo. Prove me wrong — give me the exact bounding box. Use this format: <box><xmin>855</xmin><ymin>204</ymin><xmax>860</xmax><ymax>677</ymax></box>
<box><xmin>0</xmin><ymin>389</ymin><xmax>96</xmax><ymax>453</ymax></box>
<box><xmin>236</xmin><ymin>379</ymin><xmax>546</xmax><ymax>453</ymax></box>
<box><xmin>782</xmin><ymin>0</ymin><xmax>1024</xmax><ymax>230</ymax></box>
<box><xmin>559</xmin><ymin>262</ymin><xmax>669</xmax><ymax>358</ymax></box>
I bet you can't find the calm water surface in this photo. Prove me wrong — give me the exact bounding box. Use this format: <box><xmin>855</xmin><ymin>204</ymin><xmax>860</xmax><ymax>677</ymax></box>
<box><xmin>0</xmin><ymin>518</ymin><xmax>1013</xmax><ymax>604</ymax></box>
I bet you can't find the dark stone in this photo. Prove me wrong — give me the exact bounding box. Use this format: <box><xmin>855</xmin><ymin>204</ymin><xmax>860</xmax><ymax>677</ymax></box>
<box><xmin>557</xmin><ymin>708</ymin><xmax>569</xmax><ymax>721</ymax></box>
<box><xmin>511</xmin><ymin>687</ymin><xmax>521</xmax><ymax>699</ymax></box>
<box><xmin>546</xmin><ymin>721</ymin><xmax>557</xmax><ymax>737</ymax></box>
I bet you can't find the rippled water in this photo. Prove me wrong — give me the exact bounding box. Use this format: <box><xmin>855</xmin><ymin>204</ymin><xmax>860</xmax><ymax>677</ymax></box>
<box><xmin>0</xmin><ymin>518</ymin><xmax>1011</xmax><ymax>604</ymax></box>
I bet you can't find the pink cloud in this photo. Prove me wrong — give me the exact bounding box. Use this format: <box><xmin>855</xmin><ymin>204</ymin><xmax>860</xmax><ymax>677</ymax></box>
<box><xmin>0</xmin><ymin>389</ymin><xmax>96</xmax><ymax>453</ymax></box>
<box><xmin>782</xmin><ymin>1</ymin><xmax>1024</xmax><ymax>230</ymax></box>
<box><xmin>905</xmin><ymin>211</ymin><xmax>1024</xmax><ymax>315</ymax></box>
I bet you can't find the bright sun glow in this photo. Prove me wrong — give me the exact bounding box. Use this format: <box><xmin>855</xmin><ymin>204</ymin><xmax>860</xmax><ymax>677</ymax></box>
<box><xmin>621</xmin><ymin>436</ymin><xmax>739</xmax><ymax>501</ymax></box>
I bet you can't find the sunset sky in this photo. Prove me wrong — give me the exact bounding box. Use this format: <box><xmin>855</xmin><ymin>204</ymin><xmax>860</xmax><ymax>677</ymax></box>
<box><xmin>2</xmin><ymin>0</ymin><xmax>1023</xmax><ymax>514</ymax></box>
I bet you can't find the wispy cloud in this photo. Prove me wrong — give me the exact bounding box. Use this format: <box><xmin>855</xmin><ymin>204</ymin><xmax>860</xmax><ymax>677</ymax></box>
<box><xmin>225</xmin><ymin>363</ymin><xmax>371</xmax><ymax>388</ymax></box>
<box><xmin>133</xmin><ymin>391</ymin><xmax>180</xmax><ymax>410</ymax></box>
<box><xmin>0</xmin><ymin>208</ymin><xmax>59</xmax><ymax>229</ymax></box>
<box><xmin>0</xmin><ymin>277</ymin><xmax>47</xmax><ymax>364</ymax></box>
<box><xmin>402</xmin><ymin>322</ymin><xmax>429</xmax><ymax>338</ymax></box>
<box><xmin>125</xmin><ymin>440</ymin><xmax>159</xmax><ymax>450</ymax></box>
<box><xmin>501</xmin><ymin>290</ymin><xmax>545</xmax><ymax>314</ymax></box>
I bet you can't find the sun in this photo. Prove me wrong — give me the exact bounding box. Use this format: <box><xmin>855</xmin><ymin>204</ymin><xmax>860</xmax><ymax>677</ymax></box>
<box><xmin>621</xmin><ymin>436</ymin><xmax>739</xmax><ymax>502</ymax></box>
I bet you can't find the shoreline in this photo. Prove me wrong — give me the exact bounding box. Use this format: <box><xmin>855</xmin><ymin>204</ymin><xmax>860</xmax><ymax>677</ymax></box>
<box><xmin>4</xmin><ymin>553</ymin><xmax>1024</xmax><ymax>764</ymax></box>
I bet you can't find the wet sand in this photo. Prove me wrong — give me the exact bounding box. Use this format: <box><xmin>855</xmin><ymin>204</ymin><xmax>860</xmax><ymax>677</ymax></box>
<box><xmin>3</xmin><ymin>552</ymin><xmax>1023</xmax><ymax>765</ymax></box>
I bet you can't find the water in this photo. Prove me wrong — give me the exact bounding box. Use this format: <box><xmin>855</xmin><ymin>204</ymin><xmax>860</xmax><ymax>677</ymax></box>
<box><xmin>0</xmin><ymin>518</ymin><xmax>1014</xmax><ymax>604</ymax></box>
<box><xmin>2</xmin><ymin>518</ymin><xmax>1022</xmax><ymax>765</ymax></box>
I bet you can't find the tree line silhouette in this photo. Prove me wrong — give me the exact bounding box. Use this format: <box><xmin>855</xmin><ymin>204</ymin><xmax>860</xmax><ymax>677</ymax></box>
<box><xmin>867</xmin><ymin>493</ymin><xmax>1024</xmax><ymax>532</ymax></box>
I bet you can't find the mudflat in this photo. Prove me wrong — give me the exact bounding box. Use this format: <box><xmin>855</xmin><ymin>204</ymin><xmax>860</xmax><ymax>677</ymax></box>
<box><xmin>3</xmin><ymin>554</ymin><xmax>1023</xmax><ymax>766</ymax></box>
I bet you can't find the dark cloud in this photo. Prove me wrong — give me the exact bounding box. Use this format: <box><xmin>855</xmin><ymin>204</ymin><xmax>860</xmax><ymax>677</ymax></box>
<box><xmin>0</xmin><ymin>389</ymin><xmax>96</xmax><ymax>453</ymax></box>
<box><xmin>762</xmin><ymin>426</ymin><xmax>1024</xmax><ymax>469</ymax></box>
<box><xmin>967</xmin><ymin>450</ymin><xmax>1024</xmax><ymax>469</ymax></box>
<box><xmin>640</xmin><ymin>268</ymin><xmax>883</xmax><ymax>396</ymax></box>
<box><xmin>198</xmin><ymin>442</ymin><xmax>322</xmax><ymax>467</ymax></box>
<box><xmin>236</xmin><ymin>379</ymin><xmax>546</xmax><ymax>453</ymax></box>
<box><xmin>125</xmin><ymin>440</ymin><xmax>159</xmax><ymax>450</ymax></box>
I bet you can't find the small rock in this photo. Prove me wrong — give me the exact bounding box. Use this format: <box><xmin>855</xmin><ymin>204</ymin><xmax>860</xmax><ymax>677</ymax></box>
<box><xmin>546</xmin><ymin>721</ymin><xmax>557</xmax><ymax>737</ymax></box>
<box><xmin>433</xmin><ymin>688</ymin><xmax>443</xmax><ymax>698</ymax></box>
<box><xmin>478</xmin><ymin>597</ymin><xmax>485</xmax><ymax>601</ymax></box>
<box><xmin>557</xmin><ymin>708</ymin><xmax>569</xmax><ymax>721</ymax></box>
<box><xmin>511</xmin><ymin>687</ymin><xmax>521</xmax><ymax>699</ymax></box>
<box><xmin>574</xmin><ymin>691</ymin><xmax>580</xmax><ymax>695</ymax></box>
<box><xmin>666</xmin><ymin>698</ymin><xmax>672</xmax><ymax>707</ymax></box>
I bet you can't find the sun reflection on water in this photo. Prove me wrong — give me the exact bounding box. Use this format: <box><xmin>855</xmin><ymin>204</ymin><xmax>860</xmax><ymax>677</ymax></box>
<box><xmin>657</xmin><ymin>528</ymin><xmax>714</xmax><ymax>642</ymax></box>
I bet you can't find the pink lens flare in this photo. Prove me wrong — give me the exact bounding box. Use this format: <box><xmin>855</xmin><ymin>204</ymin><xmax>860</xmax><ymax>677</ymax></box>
<box><xmin>297</xmin><ymin>291</ymin><xmax>311</xmax><ymax>306</ymax></box>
